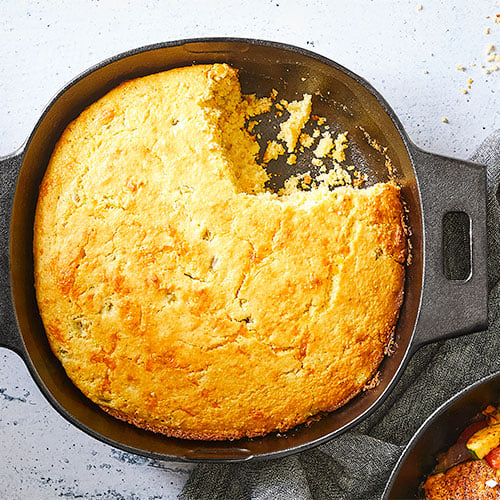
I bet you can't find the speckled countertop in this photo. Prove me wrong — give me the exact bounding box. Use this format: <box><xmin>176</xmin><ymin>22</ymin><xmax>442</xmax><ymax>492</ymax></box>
<box><xmin>1</xmin><ymin>1</ymin><xmax>499</xmax><ymax>499</ymax></box>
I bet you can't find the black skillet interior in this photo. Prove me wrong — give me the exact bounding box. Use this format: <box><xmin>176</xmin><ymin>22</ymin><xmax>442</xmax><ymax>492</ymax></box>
<box><xmin>10</xmin><ymin>39</ymin><xmax>423</xmax><ymax>461</ymax></box>
<box><xmin>385</xmin><ymin>373</ymin><xmax>500</xmax><ymax>499</ymax></box>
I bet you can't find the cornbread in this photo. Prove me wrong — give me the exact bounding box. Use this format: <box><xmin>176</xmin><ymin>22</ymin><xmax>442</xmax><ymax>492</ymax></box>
<box><xmin>263</xmin><ymin>140</ymin><xmax>285</xmax><ymax>163</ymax></box>
<box><xmin>299</xmin><ymin>132</ymin><xmax>314</xmax><ymax>148</ymax></box>
<box><xmin>277</xmin><ymin>94</ymin><xmax>312</xmax><ymax>152</ymax></box>
<box><xmin>313</xmin><ymin>131</ymin><xmax>348</xmax><ymax>162</ymax></box>
<box><xmin>34</xmin><ymin>64</ymin><xmax>407</xmax><ymax>440</ymax></box>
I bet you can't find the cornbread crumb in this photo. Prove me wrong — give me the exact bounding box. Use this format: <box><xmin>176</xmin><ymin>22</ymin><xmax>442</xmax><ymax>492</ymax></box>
<box><xmin>485</xmin><ymin>27</ymin><xmax>491</xmax><ymax>34</ymax></box>
<box><xmin>353</xmin><ymin>171</ymin><xmax>368</xmax><ymax>187</ymax></box>
<box><xmin>287</xmin><ymin>154</ymin><xmax>297</xmax><ymax>165</ymax></box>
<box><xmin>317</xmin><ymin>165</ymin><xmax>352</xmax><ymax>187</ymax></box>
<box><xmin>280</xmin><ymin>163</ymin><xmax>354</xmax><ymax>193</ymax></box>
<box><xmin>331</xmin><ymin>132</ymin><xmax>349</xmax><ymax>162</ymax></box>
<box><xmin>299</xmin><ymin>132</ymin><xmax>314</xmax><ymax>148</ymax></box>
<box><xmin>417</xmin><ymin>4</ymin><xmax>423</xmax><ymax>10</ymax></box>
<box><xmin>423</xmin><ymin>70</ymin><xmax>429</xmax><ymax>74</ymax></box>
<box><xmin>302</xmin><ymin>173</ymin><xmax>312</xmax><ymax>185</ymax></box>
<box><xmin>486</xmin><ymin>44</ymin><xmax>495</xmax><ymax>54</ymax></box>
<box><xmin>441</xmin><ymin>117</ymin><xmax>449</xmax><ymax>123</ymax></box>
<box><xmin>279</xmin><ymin>175</ymin><xmax>300</xmax><ymax>194</ymax></box>
<box><xmin>312</xmin><ymin>128</ymin><xmax>321</xmax><ymax>138</ymax></box>
<box><xmin>315</xmin><ymin>116</ymin><xmax>327</xmax><ymax>126</ymax></box>
<box><xmin>461</xmin><ymin>89</ymin><xmax>468</xmax><ymax>94</ymax></box>
<box><xmin>277</xmin><ymin>94</ymin><xmax>312</xmax><ymax>152</ymax></box>
<box><xmin>455</xmin><ymin>64</ymin><xmax>465</xmax><ymax>71</ymax></box>
<box><xmin>263</xmin><ymin>140</ymin><xmax>285</xmax><ymax>163</ymax></box>
<box><xmin>361</xmin><ymin>128</ymin><xmax>388</xmax><ymax>155</ymax></box>
<box><xmin>280</xmin><ymin>172</ymin><xmax>314</xmax><ymax>193</ymax></box>
<box><xmin>314</xmin><ymin>131</ymin><xmax>335</xmax><ymax>158</ymax></box>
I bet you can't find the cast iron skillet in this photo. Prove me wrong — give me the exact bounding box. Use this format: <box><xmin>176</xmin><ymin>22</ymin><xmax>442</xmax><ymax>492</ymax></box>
<box><xmin>383</xmin><ymin>372</ymin><xmax>500</xmax><ymax>499</ymax></box>
<box><xmin>0</xmin><ymin>38</ymin><xmax>488</xmax><ymax>462</ymax></box>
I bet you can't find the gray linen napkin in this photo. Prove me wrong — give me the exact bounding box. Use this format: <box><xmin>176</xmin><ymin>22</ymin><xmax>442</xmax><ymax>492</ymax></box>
<box><xmin>180</xmin><ymin>131</ymin><xmax>500</xmax><ymax>500</ymax></box>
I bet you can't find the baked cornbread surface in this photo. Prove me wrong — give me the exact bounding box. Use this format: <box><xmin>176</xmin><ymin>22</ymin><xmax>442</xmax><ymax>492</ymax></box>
<box><xmin>34</xmin><ymin>64</ymin><xmax>406</xmax><ymax>440</ymax></box>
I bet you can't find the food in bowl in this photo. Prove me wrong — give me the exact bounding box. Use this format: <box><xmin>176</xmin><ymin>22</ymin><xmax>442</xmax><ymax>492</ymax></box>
<box><xmin>424</xmin><ymin>403</ymin><xmax>500</xmax><ymax>499</ymax></box>
<box><xmin>33</xmin><ymin>64</ymin><xmax>407</xmax><ymax>440</ymax></box>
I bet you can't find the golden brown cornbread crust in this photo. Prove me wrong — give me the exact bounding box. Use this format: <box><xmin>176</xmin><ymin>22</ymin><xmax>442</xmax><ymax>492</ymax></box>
<box><xmin>34</xmin><ymin>64</ymin><xmax>407</xmax><ymax>440</ymax></box>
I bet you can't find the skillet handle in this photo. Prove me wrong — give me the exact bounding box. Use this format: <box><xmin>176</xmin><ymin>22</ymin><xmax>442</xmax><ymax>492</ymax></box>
<box><xmin>410</xmin><ymin>145</ymin><xmax>488</xmax><ymax>349</ymax></box>
<box><xmin>0</xmin><ymin>150</ymin><xmax>25</xmax><ymax>357</ymax></box>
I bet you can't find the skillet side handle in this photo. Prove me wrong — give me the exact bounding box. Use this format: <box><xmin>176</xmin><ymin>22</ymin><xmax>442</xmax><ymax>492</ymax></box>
<box><xmin>411</xmin><ymin>146</ymin><xmax>488</xmax><ymax>349</ymax></box>
<box><xmin>0</xmin><ymin>150</ymin><xmax>25</xmax><ymax>357</ymax></box>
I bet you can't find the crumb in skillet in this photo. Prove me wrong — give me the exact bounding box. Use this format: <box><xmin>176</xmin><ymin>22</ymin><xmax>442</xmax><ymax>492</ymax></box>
<box><xmin>300</xmin><ymin>132</ymin><xmax>314</xmax><ymax>148</ymax></box>
<box><xmin>263</xmin><ymin>141</ymin><xmax>285</xmax><ymax>163</ymax></box>
<box><xmin>314</xmin><ymin>131</ymin><xmax>335</xmax><ymax>158</ymax></box>
<box><xmin>312</xmin><ymin>115</ymin><xmax>326</xmax><ymax>126</ymax></box>
<box><xmin>277</xmin><ymin>94</ymin><xmax>312</xmax><ymax>152</ymax></box>
<box><xmin>331</xmin><ymin>132</ymin><xmax>348</xmax><ymax>162</ymax></box>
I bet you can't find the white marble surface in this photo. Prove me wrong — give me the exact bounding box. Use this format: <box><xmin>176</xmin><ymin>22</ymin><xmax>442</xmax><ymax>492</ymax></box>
<box><xmin>1</xmin><ymin>1</ymin><xmax>499</xmax><ymax>498</ymax></box>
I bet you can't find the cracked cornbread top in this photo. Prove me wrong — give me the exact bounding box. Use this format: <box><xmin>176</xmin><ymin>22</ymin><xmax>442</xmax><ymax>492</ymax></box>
<box><xmin>33</xmin><ymin>64</ymin><xmax>406</xmax><ymax>440</ymax></box>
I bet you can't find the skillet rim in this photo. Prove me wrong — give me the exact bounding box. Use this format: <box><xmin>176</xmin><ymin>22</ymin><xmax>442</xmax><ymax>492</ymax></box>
<box><xmin>9</xmin><ymin>37</ymin><xmax>422</xmax><ymax>462</ymax></box>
